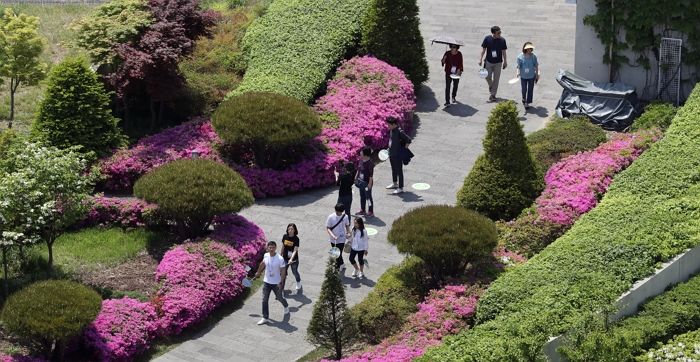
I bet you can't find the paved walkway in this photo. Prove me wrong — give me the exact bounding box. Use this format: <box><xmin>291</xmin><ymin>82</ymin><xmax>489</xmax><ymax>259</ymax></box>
<box><xmin>155</xmin><ymin>1</ymin><xmax>575</xmax><ymax>361</ymax></box>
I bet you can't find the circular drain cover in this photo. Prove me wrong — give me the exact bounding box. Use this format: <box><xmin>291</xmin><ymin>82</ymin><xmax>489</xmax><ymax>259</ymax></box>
<box><xmin>412</xmin><ymin>183</ymin><xmax>431</xmax><ymax>191</ymax></box>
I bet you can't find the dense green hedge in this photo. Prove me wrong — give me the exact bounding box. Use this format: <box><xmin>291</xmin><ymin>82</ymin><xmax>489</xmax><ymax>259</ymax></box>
<box><xmin>228</xmin><ymin>0</ymin><xmax>371</xmax><ymax>103</ymax></box>
<box><xmin>351</xmin><ymin>256</ymin><xmax>428</xmax><ymax>344</ymax></box>
<box><xmin>630</xmin><ymin>101</ymin><xmax>678</xmax><ymax>132</ymax></box>
<box><xmin>636</xmin><ymin>328</ymin><xmax>700</xmax><ymax>361</ymax></box>
<box><xmin>526</xmin><ymin>116</ymin><xmax>607</xmax><ymax>176</ymax></box>
<box><xmin>559</xmin><ymin>273</ymin><xmax>700</xmax><ymax>362</ymax></box>
<box><xmin>420</xmin><ymin>85</ymin><xmax>700</xmax><ymax>361</ymax></box>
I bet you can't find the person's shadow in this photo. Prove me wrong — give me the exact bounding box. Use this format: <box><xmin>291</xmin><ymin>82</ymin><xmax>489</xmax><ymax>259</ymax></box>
<box><xmin>396</xmin><ymin>191</ymin><xmax>423</xmax><ymax>203</ymax></box>
<box><xmin>347</xmin><ymin>275</ymin><xmax>377</xmax><ymax>289</ymax></box>
<box><xmin>286</xmin><ymin>290</ymin><xmax>313</xmax><ymax>311</ymax></box>
<box><xmin>444</xmin><ymin>102</ymin><xmax>478</xmax><ymax>118</ymax></box>
<box><xmin>248</xmin><ymin>312</ymin><xmax>298</xmax><ymax>333</ymax></box>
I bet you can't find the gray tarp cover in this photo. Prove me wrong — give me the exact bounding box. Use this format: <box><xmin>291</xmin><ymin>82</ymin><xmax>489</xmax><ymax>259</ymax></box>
<box><xmin>555</xmin><ymin>69</ymin><xmax>640</xmax><ymax>131</ymax></box>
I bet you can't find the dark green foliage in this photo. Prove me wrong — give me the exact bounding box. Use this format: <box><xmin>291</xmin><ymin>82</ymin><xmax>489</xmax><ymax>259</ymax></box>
<box><xmin>388</xmin><ymin>205</ymin><xmax>497</xmax><ymax>282</ymax></box>
<box><xmin>307</xmin><ymin>258</ymin><xmax>357</xmax><ymax>360</ymax></box>
<box><xmin>559</xmin><ymin>273</ymin><xmax>700</xmax><ymax>362</ymax></box>
<box><xmin>133</xmin><ymin>159</ymin><xmax>254</xmax><ymax>237</ymax></box>
<box><xmin>419</xmin><ymin>85</ymin><xmax>700</xmax><ymax>362</ymax></box>
<box><xmin>496</xmin><ymin>207</ymin><xmax>565</xmax><ymax>258</ymax></box>
<box><xmin>526</xmin><ymin>116</ymin><xmax>607</xmax><ymax>176</ymax></box>
<box><xmin>351</xmin><ymin>256</ymin><xmax>428</xmax><ymax>343</ymax></box>
<box><xmin>212</xmin><ymin>92</ymin><xmax>322</xmax><ymax>169</ymax></box>
<box><xmin>1</xmin><ymin>280</ymin><xmax>101</xmax><ymax>360</ymax></box>
<box><xmin>32</xmin><ymin>58</ymin><xmax>125</xmax><ymax>157</ymax></box>
<box><xmin>361</xmin><ymin>0</ymin><xmax>428</xmax><ymax>88</ymax></box>
<box><xmin>630</xmin><ymin>101</ymin><xmax>678</xmax><ymax>131</ymax></box>
<box><xmin>458</xmin><ymin>101</ymin><xmax>541</xmax><ymax>220</ymax></box>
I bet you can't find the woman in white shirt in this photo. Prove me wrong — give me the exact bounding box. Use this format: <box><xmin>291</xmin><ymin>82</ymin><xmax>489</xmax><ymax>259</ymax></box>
<box><xmin>349</xmin><ymin>218</ymin><xmax>369</xmax><ymax>278</ymax></box>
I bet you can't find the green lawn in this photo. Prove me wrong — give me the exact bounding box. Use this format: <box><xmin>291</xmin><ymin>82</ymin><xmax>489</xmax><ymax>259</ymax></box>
<box><xmin>0</xmin><ymin>4</ymin><xmax>94</xmax><ymax>131</ymax></box>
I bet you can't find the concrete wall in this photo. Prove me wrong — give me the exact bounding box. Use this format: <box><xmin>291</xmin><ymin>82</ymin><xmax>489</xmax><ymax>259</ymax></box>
<box><xmin>543</xmin><ymin>244</ymin><xmax>700</xmax><ymax>362</ymax></box>
<box><xmin>574</xmin><ymin>0</ymin><xmax>696</xmax><ymax>103</ymax></box>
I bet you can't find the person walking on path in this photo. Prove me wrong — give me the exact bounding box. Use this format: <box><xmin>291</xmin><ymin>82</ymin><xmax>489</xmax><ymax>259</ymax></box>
<box><xmin>253</xmin><ymin>241</ymin><xmax>290</xmax><ymax>325</ymax></box>
<box><xmin>442</xmin><ymin>44</ymin><xmax>464</xmax><ymax>107</ymax></box>
<box><xmin>326</xmin><ymin>203</ymin><xmax>351</xmax><ymax>271</ymax></box>
<box><xmin>355</xmin><ymin>147</ymin><xmax>374</xmax><ymax>217</ymax></box>
<box><xmin>349</xmin><ymin>217</ymin><xmax>369</xmax><ymax>278</ymax></box>
<box><xmin>516</xmin><ymin>42</ymin><xmax>539</xmax><ymax>110</ymax></box>
<box><xmin>336</xmin><ymin>161</ymin><xmax>355</xmax><ymax>217</ymax></box>
<box><xmin>479</xmin><ymin>26</ymin><xmax>508</xmax><ymax>102</ymax></box>
<box><xmin>385</xmin><ymin>118</ymin><xmax>412</xmax><ymax>195</ymax></box>
<box><xmin>280</xmin><ymin>223</ymin><xmax>301</xmax><ymax>292</ymax></box>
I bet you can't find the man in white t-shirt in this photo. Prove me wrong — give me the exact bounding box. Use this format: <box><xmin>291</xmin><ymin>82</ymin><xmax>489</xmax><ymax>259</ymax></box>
<box><xmin>253</xmin><ymin>241</ymin><xmax>290</xmax><ymax>325</ymax></box>
<box><xmin>326</xmin><ymin>203</ymin><xmax>351</xmax><ymax>271</ymax></box>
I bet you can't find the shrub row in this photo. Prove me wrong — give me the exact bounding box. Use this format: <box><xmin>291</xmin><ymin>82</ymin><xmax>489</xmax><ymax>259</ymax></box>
<box><xmin>83</xmin><ymin>195</ymin><xmax>158</xmax><ymax>229</ymax></box>
<box><xmin>420</xmin><ymin>84</ymin><xmax>700</xmax><ymax>361</ymax></box>
<box><xmin>83</xmin><ymin>215</ymin><xmax>266</xmax><ymax>361</ymax></box>
<box><xmin>228</xmin><ymin>0</ymin><xmax>372</xmax><ymax>103</ymax></box>
<box><xmin>637</xmin><ymin>328</ymin><xmax>700</xmax><ymax>362</ymax></box>
<box><xmin>559</xmin><ymin>273</ymin><xmax>700</xmax><ymax>362</ymax></box>
<box><xmin>630</xmin><ymin>101</ymin><xmax>678</xmax><ymax>132</ymax></box>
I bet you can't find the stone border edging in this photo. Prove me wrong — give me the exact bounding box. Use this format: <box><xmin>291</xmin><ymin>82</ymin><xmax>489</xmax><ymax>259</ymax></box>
<box><xmin>544</xmin><ymin>243</ymin><xmax>700</xmax><ymax>361</ymax></box>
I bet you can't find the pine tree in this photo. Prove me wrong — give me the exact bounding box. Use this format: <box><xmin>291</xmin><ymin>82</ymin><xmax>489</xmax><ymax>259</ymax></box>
<box><xmin>307</xmin><ymin>258</ymin><xmax>357</xmax><ymax>360</ymax></box>
<box><xmin>33</xmin><ymin>58</ymin><xmax>125</xmax><ymax>157</ymax></box>
<box><xmin>457</xmin><ymin>101</ymin><xmax>541</xmax><ymax>220</ymax></box>
<box><xmin>361</xmin><ymin>0</ymin><xmax>429</xmax><ymax>89</ymax></box>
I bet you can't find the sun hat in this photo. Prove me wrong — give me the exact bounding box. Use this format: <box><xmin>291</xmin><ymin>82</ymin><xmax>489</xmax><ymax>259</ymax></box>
<box><xmin>524</xmin><ymin>43</ymin><xmax>535</xmax><ymax>50</ymax></box>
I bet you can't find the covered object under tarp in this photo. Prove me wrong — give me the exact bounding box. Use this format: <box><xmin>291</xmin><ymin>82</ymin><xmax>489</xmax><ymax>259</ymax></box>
<box><xmin>555</xmin><ymin>69</ymin><xmax>640</xmax><ymax>131</ymax></box>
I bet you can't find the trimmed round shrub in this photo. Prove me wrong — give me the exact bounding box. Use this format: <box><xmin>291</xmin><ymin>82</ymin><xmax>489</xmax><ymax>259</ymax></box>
<box><xmin>32</xmin><ymin>58</ymin><xmax>125</xmax><ymax>157</ymax></box>
<box><xmin>133</xmin><ymin>159</ymin><xmax>254</xmax><ymax>237</ymax></box>
<box><xmin>1</xmin><ymin>280</ymin><xmax>101</xmax><ymax>360</ymax></box>
<box><xmin>526</xmin><ymin>116</ymin><xmax>606</xmax><ymax>176</ymax></box>
<box><xmin>388</xmin><ymin>205</ymin><xmax>497</xmax><ymax>281</ymax></box>
<box><xmin>630</xmin><ymin>101</ymin><xmax>678</xmax><ymax>131</ymax></box>
<box><xmin>457</xmin><ymin>101</ymin><xmax>541</xmax><ymax>220</ymax></box>
<box><xmin>361</xmin><ymin>0</ymin><xmax>429</xmax><ymax>88</ymax></box>
<box><xmin>351</xmin><ymin>256</ymin><xmax>428</xmax><ymax>343</ymax></box>
<box><xmin>212</xmin><ymin>92</ymin><xmax>322</xmax><ymax>169</ymax></box>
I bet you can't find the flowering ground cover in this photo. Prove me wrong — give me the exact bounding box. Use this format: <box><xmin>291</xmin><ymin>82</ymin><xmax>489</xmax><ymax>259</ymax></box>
<box><xmin>99</xmin><ymin>56</ymin><xmax>415</xmax><ymax>198</ymax></box>
<box><xmin>83</xmin><ymin>195</ymin><xmax>158</xmax><ymax>229</ymax></box>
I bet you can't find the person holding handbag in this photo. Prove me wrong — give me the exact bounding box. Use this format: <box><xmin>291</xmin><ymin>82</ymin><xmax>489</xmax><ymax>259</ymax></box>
<box><xmin>326</xmin><ymin>203</ymin><xmax>351</xmax><ymax>271</ymax></box>
<box><xmin>280</xmin><ymin>223</ymin><xmax>301</xmax><ymax>292</ymax></box>
<box><xmin>349</xmin><ymin>218</ymin><xmax>369</xmax><ymax>278</ymax></box>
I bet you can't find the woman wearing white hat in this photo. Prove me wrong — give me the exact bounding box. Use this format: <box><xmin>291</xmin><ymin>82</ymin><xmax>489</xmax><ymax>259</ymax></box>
<box><xmin>516</xmin><ymin>42</ymin><xmax>539</xmax><ymax>110</ymax></box>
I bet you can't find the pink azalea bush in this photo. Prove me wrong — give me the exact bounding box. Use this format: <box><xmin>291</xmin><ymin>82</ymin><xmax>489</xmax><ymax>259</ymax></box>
<box><xmin>83</xmin><ymin>195</ymin><xmax>158</xmax><ymax>228</ymax></box>
<box><xmin>336</xmin><ymin>285</ymin><xmax>481</xmax><ymax>362</ymax></box>
<box><xmin>209</xmin><ymin>214</ymin><xmax>267</xmax><ymax>266</ymax></box>
<box><xmin>536</xmin><ymin>130</ymin><xmax>660</xmax><ymax>226</ymax></box>
<box><xmin>83</xmin><ymin>298</ymin><xmax>159</xmax><ymax>362</ymax></box>
<box><xmin>99</xmin><ymin>118</ymin><xmax>222</xmax><ymax>191</ymax></box>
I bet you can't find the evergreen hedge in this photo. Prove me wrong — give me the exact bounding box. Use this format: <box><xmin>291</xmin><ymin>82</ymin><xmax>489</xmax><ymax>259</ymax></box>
<box><xmin>630</xmin><ymin>101</ymin><xmax>678</xmax><ymax>131</ymax></box>
<box><xmin>32</xmin><ymin>58</ymin><xmax>125</xmax><ymax>157</ymax></box>
<box><xmin>457</xmin><ymin>101</ymin><xmax>541</xmax><ymax>220</ymax></box>
<box><xmin>419</xmin><ymin>85</ymin><xmax>700</xmax><ymax>361</ymax></box>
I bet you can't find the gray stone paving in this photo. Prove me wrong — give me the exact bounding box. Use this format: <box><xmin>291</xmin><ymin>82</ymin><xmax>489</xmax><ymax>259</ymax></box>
<box><xmin>154</xmin><ymin>1</ymin><xmax>575</xmax><ymax>361</ymax></box>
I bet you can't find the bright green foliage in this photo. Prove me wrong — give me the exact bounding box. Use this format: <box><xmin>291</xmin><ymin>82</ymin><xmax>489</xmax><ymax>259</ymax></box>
<box><xmin>307</xmin><ymin>258</ymin><xmax>357</xmax><ymax>360</ymax></box>
<box><xmin>388</xmin><ymin>205</ymin><xmax>497</xmax><ymax>282</ymax></box>
<box><xmin>526</xmin><ymin>116</ymin><xmax>607</xmax><ymax>176</ymax></box>
<box><xmin>0</xmin><ymin>8</ymin><xmax>47</xmax><ymax>127</ymax></box>
<box><xmin>630</xmin><ymin>101</ymin><xmax>678</xmax><ymax>131</ymax></box>
<box><xmin>228</xmin><ymin>0</ymin><xmax>372</xmax><ymax>103</ymax></box>
<box><xmin>33</xmin><ymin>58</ymin><xmax>125</xmax><ymax>157</ymax></box>
<box><xmin>637</xmin><ymin>328</ymin><xmax>700</xmax><ymax>362</ymax></box>
<box><xmin>133</xmin><ymin>159</ymin><xmax>254</xmax><ymax>237</ymax></box>
<box><xmin>361</xmin><ymin>0</ymin><xmax>428</xmax><ymax>88</ymax></box>
<box><xmin>352</xmin><ymin>256</ymin><xmax>428</xmax><ymax>343</ymax></box>
<box><xmin>212</xmin><ymin>92</ymin><xmax>322</xmax><ymax>168</ymax></box>
<box><xmin>457</xmin><ymin>101</ymin><xmax>541</xmax><ymax>221</ymax></box>
<box><xmin>559</xmin><ymin>273</ymin><xmax>700</xmax><ymax>362</ymax></box>
<box><xmin>71</xmin><ymin>0</ymin><xmax>153</xmax><ymax>66</ymax></box>
<box><xmin>0</xmin><ymin>128</ymin><xmax>20</xmax><ymax>161</ymax></box>
<box><xmin>419</xmin><ymin>85</ymin><xmax>700</xmax><ymax>362</ymax></box>
<box><xmin>1</xmin><ymin>280</ymin><xmax>101</xmax><ymax>360</ymax></box>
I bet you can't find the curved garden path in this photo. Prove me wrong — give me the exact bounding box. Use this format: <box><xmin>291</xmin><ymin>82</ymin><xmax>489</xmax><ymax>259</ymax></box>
<box><xmin>155</xmin><ymin>1</ymin><xmax>575</xmax><ymax>360</ymax></box>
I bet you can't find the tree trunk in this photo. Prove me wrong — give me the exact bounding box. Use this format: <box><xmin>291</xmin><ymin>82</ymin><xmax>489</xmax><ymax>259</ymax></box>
<box><xmin>149</xmin><ymin>98</ymin><xmax>156</xmax><ymax>131</ymax></box>
<box><xmin>158</xmin><ymin>100</ymin><xmax>165</xmax><ymax>127</ymax></box>
<box><xmin>9</xmin><ymin>77</ymin><xmax>19</xmax><ymax>129</ymax></box>
<box><xmin>123</xmin><ymin>98</ymin><xmax>131</xmax><ymax>134</ymax></box>
<box><xmin>2</xmin><ymin>247</ymin><xmax>8</xmax><ymax>299</ymax></box>
<box><xmin>51</xmin><ymin>339</ymin><xmax>64</xmax><ymax>362</ymax></box>
<box><xmin>47</xmin><ymin>239</ymin><xmax>54</xmax><ymax>269</ymax></box>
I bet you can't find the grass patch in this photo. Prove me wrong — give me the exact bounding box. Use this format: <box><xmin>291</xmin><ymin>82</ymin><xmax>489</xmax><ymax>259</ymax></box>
<box><xmin>296</xmin><ymin>347</ymin><xmax>333</xmax><ymax>362</ymax></box>
<box><xmin>30</xmin><ymin>227</ymin><xmax>159</xmax><ymax>272</ymax></box>
<box><xmin>0</xmin><ymin>4</ymin><xmax>94</xmax><ymax>131</ymax></box>
<box><xmin>137</xmin><ymin>277</ymin><xmax>264</xmax><ymax>360</ymax></box>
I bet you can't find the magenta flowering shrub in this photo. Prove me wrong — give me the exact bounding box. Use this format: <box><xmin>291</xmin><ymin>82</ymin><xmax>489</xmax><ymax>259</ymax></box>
<box><xmin>536</xmin><ymin>130</ymin><xmax>660</xmax><ymax>227</ymax></box>
<box><xmin>154</xmin><ymin>241</ymin><xmax>248</xmax><ymax>335</ymax></box>
<box><xmin>84</xmin><ymin>298</ymin><xmax>159</xmax><ymax>362</ymax></box>
<box><xmin>99</xmin><ymin>118</ymin><xmax>222</xmax><ymax>191</ymax></box>
<box><xmin>83</xmin><ymin>195</ymin><xmax>157</xmax><ymax>228</ymax></box>
<box><xmin>209</xmin><ymin>214</ymin><xmax>267</xmax><ymax>266</ymax></box>
<box><xmin>336</xmin><ymin>285</ymin><xmax>481</xmax><ymax>362</ymax></box>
